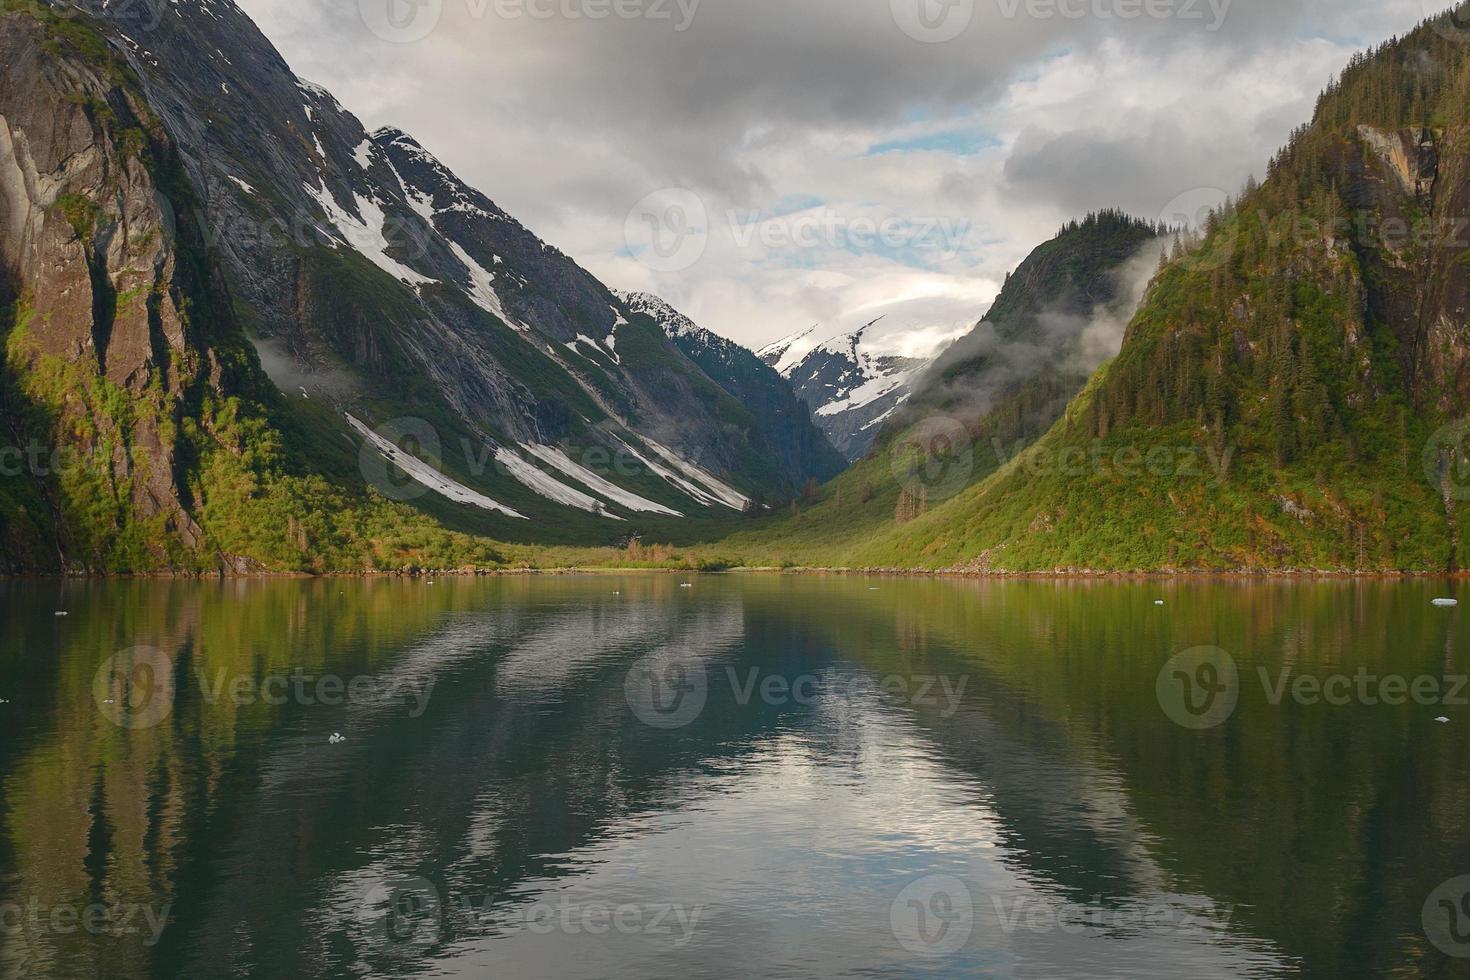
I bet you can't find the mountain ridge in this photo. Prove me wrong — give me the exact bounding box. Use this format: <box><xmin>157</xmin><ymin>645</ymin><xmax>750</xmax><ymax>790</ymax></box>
<box><xmin>759</xmin><ymin>317</ymin><xmax>933</xmax><ymax>461</ymax></box>
<box><xmin>617</xmin><ymin>290</ymin><xmax>847</xmax><ymax>489</ymax></box>
<box><xmin>0</xmin><ymin>0</ymin><xmax>807</xmax><ymax>572</ymax></box>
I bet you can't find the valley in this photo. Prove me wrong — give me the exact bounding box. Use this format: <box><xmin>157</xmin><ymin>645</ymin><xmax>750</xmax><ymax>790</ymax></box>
<box><xmin>3</xmin><ymin>0</ymin><xmax>1470</xmax><ymax>577</ymax></box>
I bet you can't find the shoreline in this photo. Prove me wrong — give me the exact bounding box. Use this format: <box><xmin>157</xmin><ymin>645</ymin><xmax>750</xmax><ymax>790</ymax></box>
<box><xmin>2</xmin><ymin>566</ymin><xmax>1467</xmax><ymax>582</ymax></box>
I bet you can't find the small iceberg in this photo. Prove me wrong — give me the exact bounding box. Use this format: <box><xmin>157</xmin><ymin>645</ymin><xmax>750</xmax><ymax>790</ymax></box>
<box><xmin>1433</xmin><ymin>598</ymin><xmax>1459</xmax><ymax>608</ymax></box>
<box><xmin>329</xmin><ymin>733</ymin><xmax>346</xmax><ymax>745</ymax></box>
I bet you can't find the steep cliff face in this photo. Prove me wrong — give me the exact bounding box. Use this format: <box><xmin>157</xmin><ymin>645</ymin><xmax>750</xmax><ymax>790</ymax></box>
<box><xmin>618</xmin><ymin>291</ymin><xmax>846</xmax><ymax>489</ymax></box>
<box><xmin>0</xmin><ymin>8</ymin><xmax>228</xmax><ymax>570</ymax></box>
<box><xmin>1347</xmin><ymin>123</ymin><xmax>1470</xmax><ymax>416</ymax></box>
<box><xmin>87</xmin><ymin>0</ymin><xmax>781</xmax><ymax>497</ymax></box>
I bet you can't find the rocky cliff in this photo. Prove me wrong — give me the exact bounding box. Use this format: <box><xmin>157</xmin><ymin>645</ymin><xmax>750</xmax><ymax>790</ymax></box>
<box><xmin>0</xmin><ymin>5</ymin><xmax>249</xmax><ymax>570</ymax></box>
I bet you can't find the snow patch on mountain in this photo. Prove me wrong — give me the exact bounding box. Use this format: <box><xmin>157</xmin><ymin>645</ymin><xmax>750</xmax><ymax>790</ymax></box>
<box><xmin>814</xmin><ymin>369</ymin><xmax>915</xmax><ymax>418</ymax></box>
<box><xmin>443</xmin><ymin>238</ymin><xmax>527</xmax><ymax>332</ymax></box>
<box><xmin>619</xmin><ymin>291</ymin><xmax>703</xmax><ymax>340</ymax></box>
<box><xmin>521</xmin><ymin>444</ymin><xmax>683</xmax><ymax>516</ymax></box>
<box><xmin>760</xmin><ymin>311</ymin><xmax>959</xmax><ymax>460</ymax></box>
<box><xmin>347</xmin><ymin>415</ymin><xmax>525</xmax><ymax>518</ymax></box>
<box><xmin>307</xmin><ymin>182</ymin><xmax>434</xmax><ymax>286</ymax></box>
<box><xmin>494</xmin><ymin>447</ymin><xmax>623</xmax><ymax>519</ymax></box>
<box><xmin>352</xmin><ymin>139</ymin><xmax>374</xmax><ymax>171</ymax></box>
<box><xmin>610</xmin><ymin>436</ymin><xmax>748</xmax><ymax>512</ymax></box>
<box><xmin>641</xmin><ymin>438</ymin><xmax>751</xmax><ymax>511</ymax></box>
<box><xmin>567</xmin><ymin>334</ymin><xmax>618</xmax><ymax>363</ymax></box>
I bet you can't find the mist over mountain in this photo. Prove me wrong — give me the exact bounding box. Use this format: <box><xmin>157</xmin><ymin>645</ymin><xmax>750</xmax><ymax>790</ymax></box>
<box><xmin>805</xmin><ymin>6</ymin><xmax>1470</xmax><ymax>573</ymax></box>
<box><xmin>888</xmin><ymin>211</ymin><xmax>1167</xmax><ymax>448</ymax></box>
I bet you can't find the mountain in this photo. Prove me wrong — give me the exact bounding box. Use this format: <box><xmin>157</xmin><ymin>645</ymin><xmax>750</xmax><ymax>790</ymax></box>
<box><xmin>882</xmin><ymin>210</ymin><xmax>1166</xmax><ymax>476</ymax></box>
<box><xmin>618</xmin><ymin>292</ymin><xmax>846</xmax><ymax>487</ymax></box>
<box><xmin>758</xmin><ymin>319</ymin><xmax>932</xmax><ymax>460</ymax></box>
<box><xmin>737</xmin><ymin>7</ymin><xmax>1470</xmax><ymax>573</ymax></box>
<box><xmin>715</xmin><ymin>212</ymin><xmax>1163</xmax><ymax>564</ymax></box>
<box><xmin>0</xmin><ymin>0</ymin><xmax>798</xmax><ymax>572</ymax></box>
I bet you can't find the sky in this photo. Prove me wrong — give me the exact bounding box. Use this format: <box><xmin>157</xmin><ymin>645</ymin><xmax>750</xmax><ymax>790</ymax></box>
<box><xmin>235</xmin><ymin>0</ymin><xmax>1460</xmax><ymax>355</ymax></box>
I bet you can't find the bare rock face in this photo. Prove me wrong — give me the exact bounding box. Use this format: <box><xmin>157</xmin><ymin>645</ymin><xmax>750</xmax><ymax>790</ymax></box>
<box><xmin>1347</xmin><ymin>124</ymin><xmax>1470</xmax><ymax>414</ymax></box>
<box><xmin>1356</xmin><ymin>125</ymin><xmax>1438</xmax><ymax>200</ymax></box>
<box><xmin>0</xmin><ymin>11</ymin><xmax>209</xmax><ymax>569</ymax></box>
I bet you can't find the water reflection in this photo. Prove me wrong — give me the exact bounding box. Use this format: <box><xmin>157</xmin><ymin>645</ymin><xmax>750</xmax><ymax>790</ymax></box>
<box><xmin>0</xmin><ymin>576</ymin><xmax>1466</xmax><ymax>977</ymax></box>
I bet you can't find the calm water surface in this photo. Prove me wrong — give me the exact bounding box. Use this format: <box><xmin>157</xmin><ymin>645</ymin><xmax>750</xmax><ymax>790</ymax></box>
<box><xmin>1</xmin><ymin>575</ymin><xmax>1468</xmax><ymax>978</ymax></box>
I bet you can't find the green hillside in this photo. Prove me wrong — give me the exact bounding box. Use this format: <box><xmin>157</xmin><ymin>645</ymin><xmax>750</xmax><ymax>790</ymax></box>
<box><xmin>708</xmin><ymin>9</ymin><xmax>1470</xmax><ymax>573</ymax></box>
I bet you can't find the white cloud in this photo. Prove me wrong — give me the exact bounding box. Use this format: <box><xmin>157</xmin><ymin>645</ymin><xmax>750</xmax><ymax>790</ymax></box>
<box><xmin>236</xmin><ymin>0</ymin><xmax>1437</xmax><ymax>351</ymax></box>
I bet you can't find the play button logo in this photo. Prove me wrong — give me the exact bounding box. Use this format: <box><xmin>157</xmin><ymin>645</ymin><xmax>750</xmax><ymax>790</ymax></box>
<box><xmin>359</xmin><ymin>0</ymin><xmax>444</xmax><ymax>44</ymax></box>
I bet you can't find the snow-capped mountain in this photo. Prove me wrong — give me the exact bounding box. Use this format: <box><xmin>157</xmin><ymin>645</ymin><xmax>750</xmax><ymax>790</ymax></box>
<box><xmin>619</xmin><ymin>292</ymin><xmax>847</xmax><ymax>487</ymax></box>
<box><xmin>759</xmin><ymin>319</ymin><xmax>936</xmax><ymax>460</ymax></box>
<box><xmin>4</xmin><ymin>0</ymin><xmax>803</xmax><ymax>542</ymax></box>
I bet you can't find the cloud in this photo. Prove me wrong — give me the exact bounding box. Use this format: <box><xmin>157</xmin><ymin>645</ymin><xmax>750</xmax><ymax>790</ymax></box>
<box><xmin>235</xmin><ymin>0</ymin><xmax>1438</xmax><ymax>349</ymax></box>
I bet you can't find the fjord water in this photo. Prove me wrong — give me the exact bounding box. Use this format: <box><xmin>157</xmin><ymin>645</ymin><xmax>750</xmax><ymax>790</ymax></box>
<box><xmin>1</xmin><ymin>577</ymin><xmax>1468</xmax><ymax>978</ymax></box>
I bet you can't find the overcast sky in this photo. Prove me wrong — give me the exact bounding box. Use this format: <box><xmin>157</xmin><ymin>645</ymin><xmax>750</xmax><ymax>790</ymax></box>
<box><xmin>236</xmin><ymin>0</ymin><xmax>1456</xmax><ymax>353</ymax></box>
